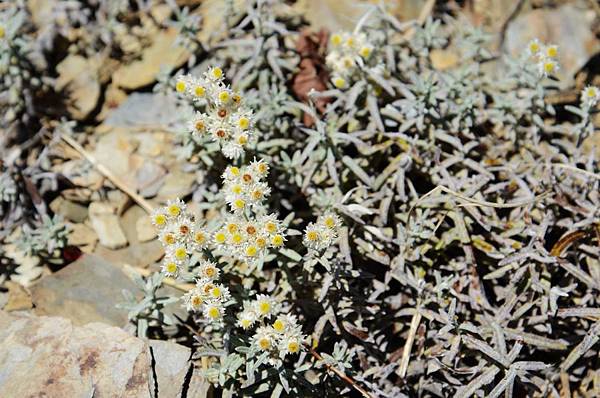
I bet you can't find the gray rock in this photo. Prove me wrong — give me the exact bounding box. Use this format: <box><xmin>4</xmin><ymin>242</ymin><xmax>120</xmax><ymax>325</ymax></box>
<box><xmin>89</xmin><ymin>202</ymin><xmax>129</xmax><ymax>249</ymax></box>
<box><xmin>149</xmin><ymin>340</ymin><xmax>191</xmax><ymax>398</ymax></box>
<box><xmin>94</xmin><ymin>205</ymin><xmax>164</xmax><ymax>269</ymax></box>
<box><xmin>31</xmin><ymin>254</ymin><xmax>139</xmax><ymax>327</ymax></box>
<box><xmin>50</xmin><ymin>197</ymin><xmax>89</xmax><ymax>223</ymax></box>
<box><xmin>0</xmin><ymin>311</ymin><xmax>195</xmax><ymax>398</ymax></box>
<box><xmin>105</xmin><ymin>93</ymin><xmax>183</xmax><ymax>127</ymax></box>
<box><xmin>136</xmin><ymin>160</ymin><xmax>166</xmax><ymax>196</ymax></box>
<box><xmin>137</xmin><ymin>215</ymin><xmax>157</xmax><ymax>243</ymax></box>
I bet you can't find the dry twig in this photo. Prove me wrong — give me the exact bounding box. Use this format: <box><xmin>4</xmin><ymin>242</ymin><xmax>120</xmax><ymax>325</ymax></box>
<box><xmin>309</xmin><ymin>348</ymin><xmax>374</xmax><ymax>398</ymax></box>
<box><xmin>59</xmin><ymin>133</ymin><xmax>155</xmax><ymax>214</ymax></box>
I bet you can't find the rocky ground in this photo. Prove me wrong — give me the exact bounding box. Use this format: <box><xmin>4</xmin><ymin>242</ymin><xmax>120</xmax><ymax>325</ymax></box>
<box><xmin>1</xmin><ymin>1</ymin><xmax>599</xmax><ymax>397</ymax></box>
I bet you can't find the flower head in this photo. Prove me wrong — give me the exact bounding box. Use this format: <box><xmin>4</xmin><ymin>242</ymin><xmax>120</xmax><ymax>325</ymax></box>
<box><xmin>581</xmin><ymin>86</ymin><xmax>600</xmax><ymax>108</ymax></box>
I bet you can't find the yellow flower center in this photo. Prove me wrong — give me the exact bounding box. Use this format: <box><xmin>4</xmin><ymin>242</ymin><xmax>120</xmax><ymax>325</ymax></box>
<box><xmin>207</xmin><ymin>306</ymin><xmax>220</xmax><ymax>319</ymax></box>
<box><xmin>529</xmin><ymin>42</ymin><xmax>539</xmax><ymax>54</ymax></box>
<box><xmin>544</xmin><ymin>62</ymin><xmax>555</xmax><ymax>73</ymax></box>
<box><xmin>231</xmin><ymin>234</ymin><xmax>243</xmax><ymax>244</ymax></box>
<box><xmin>203</xmin><ymin>283</ymin><xmax>214</xmax><ymax>294</ymax></box>
<box><xmin>175</xmin><ymin>247</ymin><xmax>187</xmax><ymax>259</ymax></box>
<box><xmin>164</xmin><ymin>234</ymin><xmax>176</xmax><ymax>245</ymax></box>
<box><xmin>215</xmin><ymin>232</ymin><xmax>226</xmax><ymax>243</ymax></box>
<box><xmin>251</xmin><ymin>190</ymin><xmax>263</xmax><ymax>200</ymax></box>
<box><xmin>194</xmin><ymin>232</ymin><xmax>205</xmax><ymax>244</ymax></box>
<box><xmin>258</xmin><ymin>337</ymin><xmax>271</xmax><ymax>350</ymax></box>
<box><xmin>331</xmin><ymin>34</ymin><xmax>342</xmax><ymax>46</ymax></box>
<box><xmin>288</xmin><ymin>341</ymin><xmax>300</xmax><ymax>353</ymax></box>
<box><xmin>168</xmin><ymin>204</ymin><xmax>181</xmax><ymax>217</ymax></box>
<box><xmin>191</xmin><ymin>295</ymin><xmax>202</xmax><ymax>307</ymax></box>
<box><xmin>238</xmin><ymin>117</ymin><xmax>250</xmax><ymax>129</ymax></box>
<box><xmin>218</xmin><ymin>91</ymin><xmax>230</xmax><ymax>103</ymax></box>
<box><xmin>229</xmin><ymin>166</ymin><xmax>240</xmax><ymax>176</ymax></box>
<box><xmin>211</xmin><ymin>67</ymin><xmax>223</xmax><ymax>79</ymax></box>
<box><xmin>195</xmin><ymin>120</ymin><xmax>205</xmax><ymax>131</ymax></box>
<box><xmin>265</xmin><ymin>222</ymin><xmax>276</xmax><ymax>233</ymax></box>
<box><xmin>231</xmin><ymin>185</ymin><xmax>242</xmax><ymax>195</ymax></box>
<box><xmin>237</xmin><ymin>135</ymin><xmax>248</xmax><ymax>145</ymax></box>
<box><xmin>165</xmin><ymin>262</ymin><xmax>178</xmax><ymax>274</ymax></box>
<box><xmin>273</xmin><ymin>319</ymin><xmax>285</xmax><ymax>332</ymax></box>
<box><xmin>234</xmin><ymin>199</ymin><xmax>245</xmax><ymax>209</ymax></box>
<box><xmin>324</xmin><ymin>217</ymin><xmax>336</xmax><ymax>228</ymax></box>
<box><xmin>307</xmin><ymin>231</ymin><xmax>319</xmax><ymax>241</ymax></box>
<box><xmin>194</xmin><ymin>86</ymin><xmax>205</xmax><ymax>97</ymax></box>
<box><xmin>359</xmin><ymin>46</ymin><xmax>371</xmax><ymax>58</ymax></box>
<box><xmin>272</xmin><ymin>235</ymin><xmax>284</xmax><ymax>247</ymax></box>
<box><xmin>257</xmin><ymin>163</ymin><xmax>268</xmax><ymax>174</ymax></box>
<box><xmin>205</xmin><ymin>267</ymin><xmax>216</xmax><ymax>278</ymax></box>
<box><xmin>175</xmin><ymin>80</ymin><xmax>186</xmax><ymax>93</ymax></box>
<box><xmin>258</xmin><ymin>301</ymin><xmax>270</xmax><ymax>314</ymax></box>
<box><xmin>154</xmin><ymin>214</ymin><xmax>166</xmax><ymax>226</ymax></box>
<box><xmin>245</xmin><ymin>246</ymin><xmax>257</xmax><ymax>257</ymax></box>
<box><xmin>240</xmin><ymin>319</ymin><xmax>252</xmax><ymax>329</ymax></box>
<box><xmin>334</xmin><ymin>77</ymin><xmax>346</xmax><ymax>89</ymax></box>
<box><xmin>546</xmin><ymin>46</ymin><xmax>557</xmax><ymax>58</ymax></box>
<box><xmin>256</xmin><ymin>237</ymin><xmax>266</xmax><ymax>248</ymax></box>
<box><xmin>211</xmin><ymin>287</ymin><xmax>221</xmax><ymax>298</ymax></box>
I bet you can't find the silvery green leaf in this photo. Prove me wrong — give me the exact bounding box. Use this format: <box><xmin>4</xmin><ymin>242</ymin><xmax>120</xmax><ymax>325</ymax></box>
<box><xmin>279</xmin><ymin>248</ymin><xmax>302</xmax><ymax>262</ymax></box>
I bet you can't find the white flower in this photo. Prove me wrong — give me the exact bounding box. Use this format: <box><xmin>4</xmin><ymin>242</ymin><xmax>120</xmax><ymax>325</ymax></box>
<box><xmin>254</xmin><ymin>294</ymin><xmax>277</xmax><ymax>317</ymax></box>
<box><xmin>581</xmin><ymin>86</ymin><xmax>599</xmax><ymax>108</ymax></box>
<box><xmin>188</xmin><ymin>112</ymin><xmax>208</xmax><ymax>135</ymax></box>
<box><xmin>182</xmin><ymin>291</ymin><xmax>204</xmax><ymax>312</ymax></box>
<box><xmin>161</xmin><ymin>256</ymin><xmax>181</xmax><ymax>277</ymax></box>
<box><xmin>191</xmin><ymin>227</ymin><xmax>209</xmax><ymax>250</ymax></box>
<box><xmin>237</xmin><ymin>310</ymin><xmax>258</xmax><ymax>329</ymax></box>
<box><xmin>253</xmin><ymin>326</ymin><xmax>275</xmax><ymax>351</ymax></box>
<box><xmin>150</xmin><ymin>208</ymin><xmax>168</xmax><ymax>229</ymax></box>
<box><xmin>198</xmin><ymin>259</ymin><xmax>220</xmax><ymax>280</ymax></box>
<box><xmin>538</xmin><ymin>58</ymin><xmax>559</xmax><ymax>77</ymax></box>
<box><xmin>526</xmin><ymin>38</ymin><xmax>541</xmax><ymax>57</ymax></box>
<box><xmin>278</xmin><ymin>336</ymin><xmax>302</xmax><ymax>357</ymax></box>
<box><xmin>203</xmin><ymin>303</ymin><xmax>223</xmax><ymax>320</ymax></box>
<box><xmin>165</xmin><ymin>198</ymin><xmax>186</xmax><ymax>219</ymax></box>
<box><xmin>318</xmin><ymin>212</ymin><xmax>342</xmax><ymax>230</ymax></box>
<box><xmin>303</xmin><ymin>212</ymin><xmax>342</xmax><ymax>251</ymax></box>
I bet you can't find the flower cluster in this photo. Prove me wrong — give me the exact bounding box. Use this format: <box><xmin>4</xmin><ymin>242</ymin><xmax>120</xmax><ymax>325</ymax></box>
<box><xmin>213</xmin><ymin>213</ymin><xmax>285</xmax><ymax>265</ymax></box>
<box><xmin>526</xmin><ymin>39</ymin><xmax>560</xmax><ymax>77</ymax></box>
<box><xmin>151</xmin><ymin>199</ymin><xmax>209</xmax><ymax>278</ymax></box>
<box><xmin>237</xmin><ymin>295</ymin><xmax>305</xmax><ymax>361</ymax></box>
<box><xmin>326</xmin><ymin>31</ymin><xmax>382</xmax><ymax>90</ymax></box>
<box><xmin>221</xmin><ymin>160</ymin><xmax>271</xmax><ymax>213</ymax></box>
<box><xmin>213</xmin><ymin>160</ymin><xmax>286</xmax><ymax>265</ymax></box>
<box><xmin>182</xmin><ymin>260</ymin><xmax>232</xmax><ymax>321</ymax></box>
<box><xmin>581</xmin><ymin>85</ymin><xmax>600</xmax><ymax>109</ymax></box>
<box><xmin>175</xmin><ymin>66</ymin><xmax>255</xmax><ymax>159</ymax></box>
<box><xmin>303</xmin><ymin>212</ymin><xmax>342</xmax><ymax>251</ymax></box>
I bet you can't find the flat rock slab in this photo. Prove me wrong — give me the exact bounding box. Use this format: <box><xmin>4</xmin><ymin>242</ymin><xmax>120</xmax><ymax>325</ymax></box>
<box><xmin>31</xmin><ymin>254</ymin><xmax>139</xmax><ymax>327</ymax></box>
<box><xmin>0</xmin><ymin>311</ymin><xmax>192</xmax><ymax>398</ymax></box>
